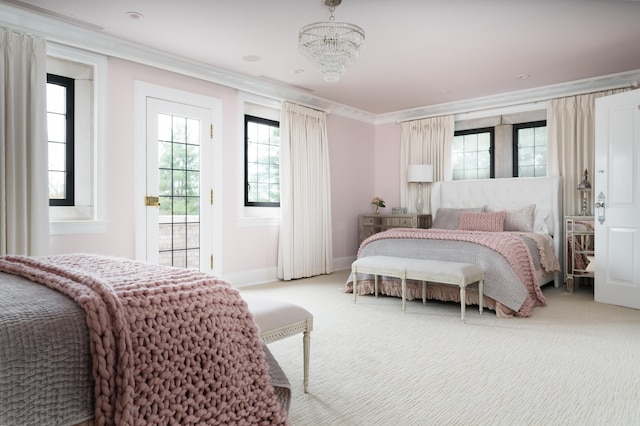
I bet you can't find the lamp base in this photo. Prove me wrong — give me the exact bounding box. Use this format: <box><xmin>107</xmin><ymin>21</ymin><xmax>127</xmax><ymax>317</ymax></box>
<box><xmin>415</xmin><ymin>182</ymin><xmax>424</xmax><ymax>214</ymax></box>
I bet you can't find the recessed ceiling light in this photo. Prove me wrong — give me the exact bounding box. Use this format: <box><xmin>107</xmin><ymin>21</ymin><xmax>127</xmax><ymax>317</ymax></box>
<box><xmin>294</xmin><ymin>69</ymin><xmax>305</xmax><ymax>74</ymax></box>
<box><xmin>438</xmin><ymin>89</ymin><xmax>449</xmax><ymax>95</ymax></box>
<box><xmin>242</xmin><ymin>55</ymin><xmax>261</xmax><ymax>63</ymax></box>
<box><xmin>517</xmin><ymin>73</ymin><xmax>531</xmax><ymax>80</ymax></box>
<box><xmin>125</xmin><ymin>11</ymin><xmax>144</xmax><ymax>20</ymax></box>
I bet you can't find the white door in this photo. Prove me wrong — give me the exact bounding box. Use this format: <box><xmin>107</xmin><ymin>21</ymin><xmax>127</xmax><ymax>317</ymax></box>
<box><xmin>145</xmin><ymin>97</ymin><xmax>214</xmax><ymax>272</ymax></box>
<box><xmin>594</xmin><ymin>89</ymin><xmax>640</xmax><ymax>309</ymax></box>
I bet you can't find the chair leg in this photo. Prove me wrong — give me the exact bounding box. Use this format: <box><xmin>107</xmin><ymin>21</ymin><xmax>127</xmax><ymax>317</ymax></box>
<box><xmin>303</xmin><ymin>329</ymin><xmax>310</xmax><ymax>393</ymax></box>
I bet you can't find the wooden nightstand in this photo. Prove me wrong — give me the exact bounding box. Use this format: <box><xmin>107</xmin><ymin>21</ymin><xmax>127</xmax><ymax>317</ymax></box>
<box><xmin>358</xmin><ymin>214</ymin><xmax>431</xmax><ymax>245</ymax></box>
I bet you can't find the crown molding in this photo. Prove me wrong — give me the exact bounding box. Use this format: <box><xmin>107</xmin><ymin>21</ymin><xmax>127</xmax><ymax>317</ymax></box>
<box><xmin>376</xmin><ymin>70</ymin><xmax>640</xmax><ymax>124</ymax></box>
<box><xmin>2</xmin><ymin>2</ymin><xmax>638</xmax><ymax>126</ymax></box>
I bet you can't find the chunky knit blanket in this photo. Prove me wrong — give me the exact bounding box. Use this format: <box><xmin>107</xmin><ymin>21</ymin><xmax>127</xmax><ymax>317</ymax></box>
<box><xmin>0</xmin><ymin>254</ymin><xmax>288</xmax><ymax>426</ymax></box>
<box><xmin>356</xmin><ymin>228</ymin><xmax>547</xmax><ymax>316</ymax></box>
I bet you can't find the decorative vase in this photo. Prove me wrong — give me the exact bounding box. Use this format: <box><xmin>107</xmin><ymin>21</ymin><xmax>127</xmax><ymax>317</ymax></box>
<box><xmin>375</xmin><ymin>205</ymin><xmax>380</xmax><ymax>214</ymax></box>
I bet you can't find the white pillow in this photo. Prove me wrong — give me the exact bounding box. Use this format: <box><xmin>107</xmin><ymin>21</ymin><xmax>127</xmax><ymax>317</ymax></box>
<box><xmin>534</xmin><ymin>208</ymin><xmax>550</xmax><ymax>235</ymax></box>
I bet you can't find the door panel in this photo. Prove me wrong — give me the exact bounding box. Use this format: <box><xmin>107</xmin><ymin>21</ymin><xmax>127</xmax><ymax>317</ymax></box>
<box><xmin>146</xmin><ymin>97</ymin><xmax>212</xmax><ymax>271</ymax></box>
<box><xmin>594</xmin><ymin>89</ymin><xmax>640</xmax><ymax>309</ymax></box>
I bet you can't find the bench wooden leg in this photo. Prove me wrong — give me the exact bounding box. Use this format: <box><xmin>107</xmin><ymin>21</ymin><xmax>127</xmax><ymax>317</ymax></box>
<box><xmin>479</xmin><ymin>279</ymin><xmax>484</xmax><ymax>315</ymax></box>
<box><xmin>353</xmin><ymin>268</ymin><xmax>358</xmax><ymax>303</ymax></box>
<box><xmin>374</xmin><ymin>274</ymin><xmax>379</xmax><ymax>297</ymax></box>
<box><xmin>422</xmin><ymin>281</ymin><xmax>426</xmax><ymax>305</ymax></box>
<box><xmin>401</xmin><ymin>274</ymin><xmax>407</xmax><ymax>313</ymax></box>
<box><xmin>303</xmin><ymin>330</ymin><xmax>310</xmax><ymax>393</ymax></box>
<box><xmin>459</xmin><ymin>284</ymin><xmax>466</xmax><ymax>322</ymax></box>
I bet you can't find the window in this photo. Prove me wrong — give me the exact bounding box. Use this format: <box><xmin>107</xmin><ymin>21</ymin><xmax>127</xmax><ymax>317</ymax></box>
<box><xmin>244</xmin><ymin>115</ymin><xmax>280</xmax><ymax>207</ymax></box>
<box><xmin>47</xmin><ymin>74</ymin><xmax>75</xmax><ymax>206</ymax></box>
<box><xmin>452</xmin><ymin>128</ymin><xmax>494</xmax><ymax>180</ymax></box>
<box><xmin>513</xmin><ymin>121</ymin><xmax>547</xmax><ymax>177</ymax></box>
<box><xmin>47</xmin><ymin>44</ymin><xmax>107</xmax><ymax>234</ymax></box>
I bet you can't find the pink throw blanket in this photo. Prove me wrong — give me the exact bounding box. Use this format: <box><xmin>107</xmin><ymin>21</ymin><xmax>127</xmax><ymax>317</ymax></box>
<box><xmin>359</xmin><ymin>229</ymin><xmax>547</xmax><ymax>315</ymax></box>
<box><xmin>0</xmin><ymin>254</ymin><xmax>288</xmax><ymax>425</ymax></box>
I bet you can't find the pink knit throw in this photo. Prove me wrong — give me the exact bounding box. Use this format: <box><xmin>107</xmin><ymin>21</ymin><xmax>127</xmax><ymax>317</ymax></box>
<box><xmin>0</xmin><ymin>254</ymin><xmax>288</xmax><ymax>425</ymax></box>
<box><xmin>359</xmin><ymin>228</ymin><xmax>547</xmax><ymax>316</ymax></box>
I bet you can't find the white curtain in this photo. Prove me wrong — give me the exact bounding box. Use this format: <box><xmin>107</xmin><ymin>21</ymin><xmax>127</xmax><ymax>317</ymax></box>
<box><xmin>547</xmin><ymin>88</ymin><xmax>628</xmax><ymax>216</ymax></box>
<box><xmin>277</xmin><ymin>102</ymin><xmax>333</xmax><ymax>280</ymax></box>
<box><xmin>0</xmin><ymin>28</ymin><xmax>49</xmax><ymax>255</ymax></box>
<box><xmin>400</xmin><ymin>115</ymin><xmax>454</xmax><ymax>214</ymax></box>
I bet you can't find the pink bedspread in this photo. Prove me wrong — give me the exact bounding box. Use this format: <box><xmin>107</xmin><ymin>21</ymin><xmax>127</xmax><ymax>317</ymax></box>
<box><xmin>359</xmin><ymin>228</ymin><xmax>547</xmax><ymax>316</ymax></box>
<box><xmin>0</xmin><ymin>254</ymin><xmax>288</xmax><ymax>426</ymax></box>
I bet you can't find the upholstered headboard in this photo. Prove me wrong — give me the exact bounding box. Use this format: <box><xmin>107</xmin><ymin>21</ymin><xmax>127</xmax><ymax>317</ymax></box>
<box><xmin>431</xmin><ymin>176</ymin><xmax>563</xmax><ymax>278</ymax></box>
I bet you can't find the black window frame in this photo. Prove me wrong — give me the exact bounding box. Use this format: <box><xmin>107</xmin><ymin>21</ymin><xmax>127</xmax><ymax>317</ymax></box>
<box><xmin>452</xmin><ymin>127</ymin><xmax>495</xmax><ymax>180</ymax></box>
<box><xmin>512</xmin><ymin>120</ymin><xmax>547</xmax><ymax>177</ymax></box>
<box><xmin>244</xmin><ymin>114</ymin><xmax>280</xmax><ymax>207</ymax></box>
<box><xmin>47</xmin><ymin>73</ymin><xmax>75</xmax><ymax>206</ymax></box>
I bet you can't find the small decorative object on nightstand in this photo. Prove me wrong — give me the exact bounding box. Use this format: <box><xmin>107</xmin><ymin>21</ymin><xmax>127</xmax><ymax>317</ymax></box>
<box><xmin>371</xmin><ymin>196</ymin><xmax>385</xmax><ymax>214</ymax></box>
<box><xmin>577</xmin><ymin>169</ymin><xmax>592</xmax><ymax>216</ymax></box>
<box><xmin>358</xmin><ymin>213</ymin><xmax>431</xmax><ymax>245</ymax></box>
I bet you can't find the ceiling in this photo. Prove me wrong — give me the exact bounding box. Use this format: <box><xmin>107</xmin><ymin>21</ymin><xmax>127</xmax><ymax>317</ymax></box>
<box><xmin>3</xmin><ymin>0</ymin><xmax>640</xmax><ymax>118</ymax></box>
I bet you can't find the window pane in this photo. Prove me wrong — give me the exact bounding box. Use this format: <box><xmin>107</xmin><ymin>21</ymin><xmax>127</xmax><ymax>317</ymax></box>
<box><xmin>186</xmin><ymin>171</ymin><xmax>199</xmax><ymax>197</ymax></box>
<box><xmin>173</xmin><ymin>116</ymin><xmax>186</xmax><ymax>142</ymax></box>
<box><xmin>49</xmin><ymin>171</ymin><xmax>66</xmax><ymax>199</ymax></box>
<box><xmin>47</xmin><ymin>84</ymin><xmax>66</xmax><ymax>114</ymax></box>
<box><xmin>47</xmin><ymin>113</ymin><xmax>66</xmax><ymax>142</ymax></box>
<box><xmin>158</xmin><ymin>114</ymin><xmax>172</xmax><ymax>141</ymax></box>
<box><xmin>48</xmin><ymin>142</ymin><xmax>66</xmax><ymax>171</ymax></box>
<box><xmin>519</xmin><ymin>147</ymin><xmax>534</xmax><ymax>166</ymax></box>
<box><xmin>186</xmin><ymin>145</ymin><xmax>200</xmax><ymax>170</ymax></box>
<box><xmin>158</xmin><ymin>141</ymin><xmax>172</xmax><ymax>168</ymax></box>
<box><xmin>186</xmin><ymin>118</ymin><xmax>200</xmax><ymax>145</ymax></box>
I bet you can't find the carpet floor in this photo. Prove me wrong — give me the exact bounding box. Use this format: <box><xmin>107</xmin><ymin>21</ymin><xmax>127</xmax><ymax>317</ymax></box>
<box><xmin>240</xmin><ymin>271</ymin><xmax>640</xmax><ymax>426</ymax></box>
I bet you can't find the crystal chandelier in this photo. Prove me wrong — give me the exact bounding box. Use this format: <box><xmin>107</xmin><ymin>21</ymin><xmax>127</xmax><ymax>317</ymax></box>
<box><xmin>298</xmin><ymin>0</ymin><xmax>365</xmax><ymax>83</ymax></box>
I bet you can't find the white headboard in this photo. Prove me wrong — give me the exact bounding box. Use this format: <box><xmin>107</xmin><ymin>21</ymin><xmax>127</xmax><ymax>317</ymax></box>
<box><xmin>431</xmin><ymin>176</ymin><xmax>563</xmax><ymax>259</ymax></box>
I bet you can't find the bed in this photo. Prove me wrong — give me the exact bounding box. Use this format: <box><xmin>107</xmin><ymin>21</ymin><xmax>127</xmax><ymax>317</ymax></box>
<box><xmin>0</xmin><ymin>254</ymin><xmax>290</xmax><ymax>426</ymax></box>
<box><xmin>345</xmin><ymin>176</ymin><xmax>563</xmax><ymax>318</ymax></box>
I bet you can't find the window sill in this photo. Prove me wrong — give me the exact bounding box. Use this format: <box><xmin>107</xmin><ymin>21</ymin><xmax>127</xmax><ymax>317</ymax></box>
<box><xmin>50</xmin><ymin>220</ymin><xmax>107</xmax><ymax>235</ymax></box>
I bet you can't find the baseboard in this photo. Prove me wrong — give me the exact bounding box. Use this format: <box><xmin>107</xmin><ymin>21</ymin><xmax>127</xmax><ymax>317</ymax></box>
<box><xmin>224</xmin><ymin>255</ymin><xmax>356</xmax><ymax>288</ymax></box>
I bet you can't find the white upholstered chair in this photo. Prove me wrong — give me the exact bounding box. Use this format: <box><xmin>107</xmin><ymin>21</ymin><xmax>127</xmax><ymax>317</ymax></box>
<box><xmin>242</xmin><ymin>295</ymin><xmax>313</xmax><ymax>393</ymax></box>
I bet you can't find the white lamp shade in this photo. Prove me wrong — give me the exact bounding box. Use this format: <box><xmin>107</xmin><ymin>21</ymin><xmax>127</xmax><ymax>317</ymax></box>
<box><xmin>407</xmin><ymin>164</ymin><xmax>433</xmax><ymax>183</ymax></box>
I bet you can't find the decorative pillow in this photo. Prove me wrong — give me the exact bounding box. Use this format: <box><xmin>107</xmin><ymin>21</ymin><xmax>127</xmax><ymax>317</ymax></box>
<box><xmin>534</xmin><ymin>208</ymin><xmax>550</xmax><ymax>235</ymax></box>
<box><xmin>486</xmin><ymin>204</ymin><xmax>535</xmax><ymax>232</ymax></box>
<box><xmin>432</xmin><ymin>207</ymin><xmax>484</xmax><ymax>230</ymax></box>
<box><xmin>458</xmin><ymin>211</ymin><xmax>506</xmax><ymax>232</ymax></box>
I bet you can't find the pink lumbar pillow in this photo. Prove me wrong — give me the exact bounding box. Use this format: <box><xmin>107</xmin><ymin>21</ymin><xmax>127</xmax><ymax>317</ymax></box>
<box><xmin>458</xmin><ymin>211</ymin><xmax>506</xmax><ymax>232</ymax></box>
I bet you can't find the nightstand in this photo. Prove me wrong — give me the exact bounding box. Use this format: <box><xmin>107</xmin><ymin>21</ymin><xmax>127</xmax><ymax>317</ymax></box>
<box><xmin>358</xmin><ymin>214</ymin><xmax>431</xmax><ymax>246</ymax></box>
<box><xmin>565</xmin><ymin>216</ymin><xmax>595</xmax><ymax>293</ymax></box>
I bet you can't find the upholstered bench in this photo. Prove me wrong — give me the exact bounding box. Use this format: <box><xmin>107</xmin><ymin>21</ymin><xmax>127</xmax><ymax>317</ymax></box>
<box><xmin>351</xmin><ymin>255</ymin><xmax>484</xmax><ymax>322</ymax></box>
<box><xmin>242</xmin><ymin>295</ymin><xmax>313</xmax><ymax>392</ymax></box>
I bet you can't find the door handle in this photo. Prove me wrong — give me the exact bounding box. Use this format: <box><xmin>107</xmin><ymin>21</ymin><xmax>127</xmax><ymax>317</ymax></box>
<box><xmin>595</xmin><ymin>192</ymin><xmax>606</xmax><ymax>224</ymax></box>
<box><xmin>145</xmin><ymin>196</ymin><xmax>160</xmax><ymax>207</ymax></box>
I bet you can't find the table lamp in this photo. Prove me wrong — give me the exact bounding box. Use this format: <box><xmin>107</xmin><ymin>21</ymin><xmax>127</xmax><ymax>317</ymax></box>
<box><xmin>407</xmin><ymin>164</ymin><xmax>433</xmax><ymax>214</ymax></box>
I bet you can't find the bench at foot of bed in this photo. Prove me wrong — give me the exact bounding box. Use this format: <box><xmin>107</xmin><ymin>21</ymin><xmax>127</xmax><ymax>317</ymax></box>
<box><xmin>351</xmin><ymin>255</ymin><xmax>485</xmax><ymax>323</ymax></box>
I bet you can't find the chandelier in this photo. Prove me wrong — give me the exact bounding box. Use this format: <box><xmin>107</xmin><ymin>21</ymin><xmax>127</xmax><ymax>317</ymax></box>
<box><xmin>298</xmin><ymin>0</ymin><xmax>365</xmax><ymax>83</ymax></box>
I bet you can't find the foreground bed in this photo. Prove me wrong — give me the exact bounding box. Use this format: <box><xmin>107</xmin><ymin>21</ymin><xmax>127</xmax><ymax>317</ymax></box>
<box><xmin>345</xmin><ymin>176</ymin><xmax>563</xmax><ymax>318</ymax></box>
<box><xmin>0</xmin><ymin>254</ymin><xmax>290</xmax><ymax>425</ymax></box>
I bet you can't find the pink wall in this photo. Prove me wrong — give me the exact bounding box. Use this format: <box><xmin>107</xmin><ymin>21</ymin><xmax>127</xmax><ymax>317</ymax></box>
<box><xmin>374</xmin><ymin>122</ymin><xmax>402</xmax><ymax>211</ymax></box>
<box><xmin>50</xmin><ymin>58</ymin><xmax>383</xmax><ymax>275</ymax></box>
<box><xmin>327</xmin><ymin>115</ymin><xmax>375</xmax><ymax>258</ymax></box>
